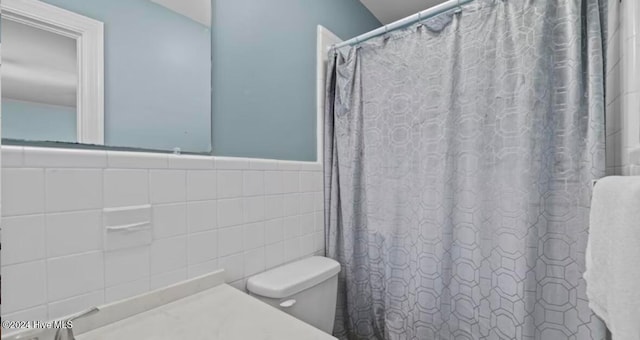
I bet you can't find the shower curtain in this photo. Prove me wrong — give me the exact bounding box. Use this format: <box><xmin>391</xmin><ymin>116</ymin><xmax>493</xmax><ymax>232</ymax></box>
<box><xmin>324</xmin><ymin>0</ymin><xmax>608</xmax><ymax>339</ymax></box>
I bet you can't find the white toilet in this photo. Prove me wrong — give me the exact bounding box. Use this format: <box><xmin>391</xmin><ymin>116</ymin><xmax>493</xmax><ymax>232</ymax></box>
<box><xmin>247</xmin><ymin>256</ymin><xmax>341</xmax><ymax>333</ymax></box>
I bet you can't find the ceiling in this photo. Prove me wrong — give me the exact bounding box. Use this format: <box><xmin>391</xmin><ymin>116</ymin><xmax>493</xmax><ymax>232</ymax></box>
<box><xmin>360</xmin><ymin>0</ymin><xmax>448</xmax><ymax>24</ymax></box>
<box><xmin>2</xmin><ymin>19</ymin><xmax>77</xmax><ymax>107</ymax></box>
<box><xmin>150</xmin><ymin>0</ymin><xmax>211</xmax><ymax>27</ymax></box>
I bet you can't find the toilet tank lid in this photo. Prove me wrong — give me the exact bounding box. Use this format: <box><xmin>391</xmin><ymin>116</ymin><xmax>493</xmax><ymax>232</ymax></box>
<box><xmin>247</xmin><ymin>256</ymin><xmax>341</xmax><ymax>299</ymax></box>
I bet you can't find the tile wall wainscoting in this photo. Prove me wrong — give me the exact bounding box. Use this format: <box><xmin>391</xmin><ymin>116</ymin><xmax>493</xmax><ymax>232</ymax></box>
<box><xmin>606</xmin><ymin>0</ymin><xmax>624</xmax><ymax>175</ymax></box>
<box><xmin>0</xmin><ymin>146</ymin><xmax>324</xmax><ymax>323</ymax></box>
<box><xmin>618</xmin><ymin>0</ymin><xmax>640</xmax><ymax>175</ymax></box>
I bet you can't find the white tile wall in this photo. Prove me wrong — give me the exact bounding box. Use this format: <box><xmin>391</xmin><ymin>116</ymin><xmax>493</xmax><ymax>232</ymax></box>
<box><xmin>187</xmin><ymin>200</ymin><xmax>217</xmax><ymax>232</ymax></box>
<box><xmin>149</xmin><ymin>170</ymin><xmax>186</xmax><ymax>204</ymax></box>
<box><xmin>606</xmin><ymin>0</ymin><xmax>624</xmax><ymax>175</ymax></box>
<box><xmin>3</xmin><ymin>215</ymin><xmax>46</xmax><ymax>265</ymax></box>
<box><xmin>46</xmin><ymin>211</ymin><xmax>102</xmax><ymax>258</ymax></box>
<box><xmin>1</xmin><ymin>146</ymin><xmax>324</xmax><ymax>323</ymax></box>
<box><xmin>2</xmin><ymin>261</ymin><xmax>47</xmax><ymax>314</ymax></box>
<box><xmin>613</xmin><ymin>0</ymin><xmax>640</xmax><ymax>175</ymax></box>
<box><xmin>47</xmin><ymin>252</ymin><xmax>104</xmax><ymax>301</ymax></box>
<box><xmin>2</xmin><ymin>168</ymin><xmax>45</xmax><ymax>216</ymax></box>
<box><xmin>153</xmin><ymin>204</ymin><xmax>187</xmax><ymax>239</ymax></box>
<box><xmin>103</xmin><ymin>170</ymin><xmax>149</xmax><ymax>208</ymax></box>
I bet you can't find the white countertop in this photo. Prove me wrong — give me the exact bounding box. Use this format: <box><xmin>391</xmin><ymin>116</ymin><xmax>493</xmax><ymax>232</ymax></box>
<box><xmin>76</xmin><ymin>284</ymin><xmax>337</xmax><ymax>340</ymax></box>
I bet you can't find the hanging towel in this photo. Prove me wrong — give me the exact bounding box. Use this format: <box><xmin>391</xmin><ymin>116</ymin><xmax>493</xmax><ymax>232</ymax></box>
<box><xmin>585</xmin><ymin>176</ymin><xmax>640</xmax><ymax>340</ymax></box>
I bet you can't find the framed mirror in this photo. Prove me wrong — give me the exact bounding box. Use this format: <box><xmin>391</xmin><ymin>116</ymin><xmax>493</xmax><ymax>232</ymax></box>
<box><xmin>1</xmin><ymin>0</ymin><xmax>212</xmax><ymax>153</ymax></box>
<box><xmin>2</xmin><ymin>0</ymin><xmax>104</xmax><ymax>144</ymax></box>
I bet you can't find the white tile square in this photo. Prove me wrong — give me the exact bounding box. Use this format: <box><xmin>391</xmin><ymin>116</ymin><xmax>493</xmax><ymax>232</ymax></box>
<box><xmin>264</xmin><ymin>171</ymin><xmax>284</xmax><ymax>194</ymax></box>
<box><xmin>217</xmin><ymin>199</ymin><xmax>243</xmax><ymax>227</ymax></box>
<box><xmin>47</xmin><ymin>252</ymin><xmax>104</xmax><ymax>301</ymax></box>
<box><xmin>283</xmin><ymin>194</ymin><xmax>300</xmax><ymax>216</ymax></box>
<box><xmin>188</xmin><ymin>230</ymin><xmax>218</xmax><ymax>265</ymax></box>
<box><xmin>107</xmin><ymin>151</ymin><xmax>167</xmax><ymax>169</ymax></box>
<box><xmin>278</xmin><ymin>161</ymin><xmax>301</xmax><ymax>171</ymax></box>
<box><xmin>217</xmin><ymin>171</ymin><xmax>243</xmax><ymax>198</ymax></box>
<box><xmin>282</xmin><ymin>171</ymin><xmax>300</xmax><ymax>193</ymax></box>
<box><xmin>265</xmin><ymin>242</ymin><xmax>284</xmax><ymax>269</ymax></box>
<box><xmin>104</xmin><ymin>169</ymin><xmax>149</xmax><ymax>208</ymax></box>
<box><xmin>219</xmin><ymin>253</ymin><xmax>244</xmax><ymax>282</ymax></box>
<box><xmin>105</xmin><ymin>246</ymin><xmax>150</xmax><ymax>287</ymax></box>
<box><xmin>24</xmin><ymin>148</ymin><xmax>107</xmax><ymax>168</ymax></box>
<box><xmin>153</xmin><ymin>203</ymin><xmax>187</xmax><ymax>239</ymax></box>
<box><xmin>284</xmin><ymin>238</ymin><xmax>301</xmax><ymax>262</ymax></box>
<box><xmin>299</xmin><ymin>162</ymin><xmax>322</xmax><ymax>171</ymax></box>
<box><xmin>48</xmin><ymin>291</ymin><xmax>104</xmax><ymax>320</ymax></box>
<box><xmin>2</xmin><ymin>261</ymin><xmax>47</xmax><ymax>313</ymax></box>
<box><xmin>218</xmin><ymin>225</ymin><xmax>244</xmax><ymax>256</ymax></box>
<box><xmin>299</xmin><ymin>171</ymin><xmax>316</xmax><ymax>192</ymax></box>
<box><xmin>3</xmin><ymin>215</ymin><xmax>46</xmax><ymax>265</ymax></box>
<box><xmin>149</xmin><ymin>170</ymin><xmax>186</xmax><ymax>204</ymax></box>
<box><xmin>264</xmin><ymin>195</ymin><xmax>284</xmax><ymax>219</ymax></box>
<box><xmin>243</xmin><ymin>171</ymin><xmax>264</xmax><ymax>196</ymax></box>
<box><xmin>187</xmin><ymin>200</ymin><xmax>217</xmax><ymax>233</ymax></box>
<box><xmin>314</xmin><ymin>232</ymin><xmax>324</xmax><ymax>252</ymax></box>
<box><xmin>244</xmin><ymin>247</ymin><xmax>265</xmax><ymax>277</ymax></box>
<box><xmin>244</xmin><ymin>222</ymin><xmax>265</xmax><ymax>250</ymax></box>
<box><xmin>283</xmin><ymin>216</ymin><xmax>300</xmax><ymax>240</ymax></box>
<box><xmin>299</xmin><ymin>213</ymin><xmax>315</xmax><ymax>235</ymax></box>
<box><xmin>215</xmin><ymin>157</ymin><xmax>249</xmax><ymax>170</ymax></box>
<box><xmin>46</xmin><ymin>210</ymin><xmax>102</xmax><ymax>258</ymax></box>
<box><xmin>243</xmin><ymin>196</ymin><xmax>265</xmax><ymax>223</ymax></box>
<box><xmin>168</xmin><ymin>155</ymin><xmax>214</xmax><ymax>170</ymax></box>
<box><xmin>150</xmin><ymin>236</ymin><xmax>187</xmax><ymax>275</ymax></box>
<box><xmin>188</xmin><ymin>259</ymin><xmax>219</xmax><ymax>278</ymax></box>
<box><xmin>299</xmin><ymin>192</ymin><xmax>315</xmax><ymax>214</ymax></box>
<box><xmin>264</xmin><ymin>218</ymin><xmax>284</xmax><ymax>244</ymax></box>
<box><xmin>249</xmin><ymin>159</ymin><xmax>279</xmax><ymax>170</ymax></box>
<box><xmin>150</xmin><ymin>269</ymin><xmax>187</xmax><ymax>290</ymax></box>
<box><xmin>2</xmin><ymin>168</ymin><xmax>45</xmax><ymax>216</ymax></box>
<box><xmin>311</xmin><ymin>172</ymin><xmax>323</xmax><ymax>192</ymax></box>
<box><xmin>105</xmin><ymin>278</ymin><xmax>149</xmax><ymax>303</ymax></box>
<box><xmin>187</xmin><ymin>170</ymin><xmax>217</xmax><ymax>201</ymax></box>
<box><xmin>300</xmin><ymin>234</ymin><xmax>315</xmax><ymax>256</ymax></box>
<box><xmin>314</xmin><ymin>191</ymin><xmax>323</xmax><ymax>212</ymax></box>
<box><xmin>315</xmin><ymin>211</ymin><xmax>324</xmax><ymax>232</ymax></box>
<box><xmin>46</xmin><ymin>169</ymin><xmax>103</xmax><ymax>212</ymax></box>
<box><xmin>1</xmin><ymin>146</ymin><xmax>24</xmax><ymax>167</ymax></box>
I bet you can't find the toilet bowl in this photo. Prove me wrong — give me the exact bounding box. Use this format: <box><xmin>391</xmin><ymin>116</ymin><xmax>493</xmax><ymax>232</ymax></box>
<box><xmin>247</xmin><ymin>256</ymin><xmax>341</xmax><ymax>333</ymax></box>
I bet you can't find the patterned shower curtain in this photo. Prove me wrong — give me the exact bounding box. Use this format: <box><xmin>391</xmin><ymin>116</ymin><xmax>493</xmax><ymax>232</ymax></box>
<box><xmin>324</xmin><ymin>0</ymin><xmax>608</xmax><ymax>339</ymax></box>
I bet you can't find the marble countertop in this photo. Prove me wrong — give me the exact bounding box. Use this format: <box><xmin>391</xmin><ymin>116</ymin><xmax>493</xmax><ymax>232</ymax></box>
<box><xmin>76</xmin><ymin>284</ymin><xmax>337</xmax><ymax>340</ymax></box>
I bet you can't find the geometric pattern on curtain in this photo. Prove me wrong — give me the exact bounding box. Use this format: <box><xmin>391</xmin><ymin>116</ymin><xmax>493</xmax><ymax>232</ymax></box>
<box><xmin>324</xmin><ymin>1</ymin><xmax>608</xmax><ymax>339</ymax></box>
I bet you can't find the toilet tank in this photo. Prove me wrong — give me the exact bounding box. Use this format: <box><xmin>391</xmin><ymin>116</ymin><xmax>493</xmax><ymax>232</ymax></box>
<box><xmin>247</xmin><ymin>256</ymin><xmax>341</xmax><ymax>334</ymax></box>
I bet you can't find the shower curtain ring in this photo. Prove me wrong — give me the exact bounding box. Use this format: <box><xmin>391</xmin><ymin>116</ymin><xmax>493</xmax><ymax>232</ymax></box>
<box><xmin>455</xmin><ymin>0</ymin><xmax>463</xmax><ymax>14</ymax></box>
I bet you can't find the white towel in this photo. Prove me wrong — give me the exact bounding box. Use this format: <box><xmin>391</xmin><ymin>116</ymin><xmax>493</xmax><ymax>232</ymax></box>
<box><xmin>585</xmin><ymin>176</ymin><xmax>640</xmax><ymax>340</ymax></box>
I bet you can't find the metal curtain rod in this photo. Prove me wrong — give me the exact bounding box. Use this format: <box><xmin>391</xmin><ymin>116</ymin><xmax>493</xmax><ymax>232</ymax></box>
<box><xmin>334</xmin><ymin>0</ymin><xmax>474</xmax><ymax>49</ymax></box>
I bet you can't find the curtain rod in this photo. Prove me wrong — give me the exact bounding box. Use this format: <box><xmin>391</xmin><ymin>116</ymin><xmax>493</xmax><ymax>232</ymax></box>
<box><xmin>334</xmin><ymin>0</ymin><xmax>475</xmax><ymax>49</ymax></box>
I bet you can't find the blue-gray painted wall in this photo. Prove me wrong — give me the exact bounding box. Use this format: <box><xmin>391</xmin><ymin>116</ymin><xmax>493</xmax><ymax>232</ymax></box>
<box><xmin>38</xmin><ymin>0</ymin><xmax>212</xmax><ymax>153</ymax></box>
<box><xmin>3</xmin><ymin>0</ymin><xmax>379</xmax><ymax>159</ymax></box>
<box><xmin>211</xmin><ymin>0</ymin><xmax>380</xmax><ymax>161</ymax></box>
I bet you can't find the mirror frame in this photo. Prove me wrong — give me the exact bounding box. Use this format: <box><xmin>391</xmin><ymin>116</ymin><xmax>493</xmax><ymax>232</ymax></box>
<box><xmin>1</xmin><ymin>0</ymin><xmax>104</xmax><ymax>144</ymax></box>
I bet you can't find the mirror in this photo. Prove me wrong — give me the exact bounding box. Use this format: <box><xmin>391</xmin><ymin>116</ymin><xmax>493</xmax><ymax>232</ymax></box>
<box><xmin>1</xmin><ymin>0</ymin><xmax>212</xmax><ymax>153</ymax></box>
